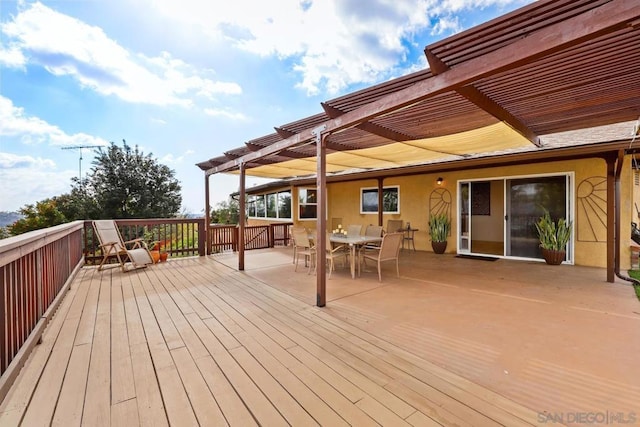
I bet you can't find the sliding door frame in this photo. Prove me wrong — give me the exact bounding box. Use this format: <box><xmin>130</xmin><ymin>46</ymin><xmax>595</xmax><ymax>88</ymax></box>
<box><xmin>457</xmin><ymin>171</ymin><xmax>574</xmax><ymax>264</ymax></box>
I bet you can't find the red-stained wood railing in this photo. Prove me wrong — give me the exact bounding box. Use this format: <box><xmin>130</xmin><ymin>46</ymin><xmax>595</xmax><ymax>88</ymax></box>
<box><xmin>83</xmin><ymin>218</ymin><xmax>206</xmax><ymax>265</ymax></box>
<box><xmin>209</xmin><ymin>225</ymin><xmax>238</xmax><ymax>253</ymax></box>
<box><xmin>0</xmin><ymin>221</ymin><xmax>84</xmax><ymax>402</ymax></box>
<box><xmin>208</xmin><ymin>223</ymin><xmax>293</xmax><ymax>253</ymax></box>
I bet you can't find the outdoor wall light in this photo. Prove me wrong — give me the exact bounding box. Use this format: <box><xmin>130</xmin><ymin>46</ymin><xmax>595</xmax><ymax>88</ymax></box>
<box><xmin>436</xmin><ymin>177</ymin><xmax>444</xmax><ymax>185</ymax></box>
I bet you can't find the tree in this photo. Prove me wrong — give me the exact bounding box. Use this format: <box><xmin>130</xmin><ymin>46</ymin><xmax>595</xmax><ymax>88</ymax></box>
<box><xmin>6</xmin><ymin>140</ymin><xmax>182</xmax><ymax>236</ymax></box>
<box><xmin>83</xmin><ymin>140</ymin><xmax>182</xmax><ymax>219</ymax></box>
<box><xmin>54</xmin><ymin>184</ymin><xmax>100</xmax><ymax>221</ymax></box>
<box><xmin>0</xmin><ymin>227</ymin><xmax>10</xmax><ymax>240</ymax></box>
<box><xmin>8</xmin><ymin>199</ymin><xmax>67</xmax><ymax>235</ymax></box>
<box><xmin>211</xmin><ymin>197</ymin><xmax>240</xmax><ymax>224</ymax></box>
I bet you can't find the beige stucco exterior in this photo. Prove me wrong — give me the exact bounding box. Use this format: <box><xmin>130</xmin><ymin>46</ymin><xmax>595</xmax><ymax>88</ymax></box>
<box><xmin>246</xmin><ymin>155</ymin><xmax>635</xmax><ymax>270</ymax></box>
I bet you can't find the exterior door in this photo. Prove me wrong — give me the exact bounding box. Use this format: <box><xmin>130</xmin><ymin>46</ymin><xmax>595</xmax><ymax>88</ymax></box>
<box><xmin>458</xmin><ymin>182</ymin><xmax>471</xmax><ymax>253</ymax></box>
<box><xmin>505</xmin><ymin>175</ymin><xmax>570</xmax><ymax>260</ymax></box>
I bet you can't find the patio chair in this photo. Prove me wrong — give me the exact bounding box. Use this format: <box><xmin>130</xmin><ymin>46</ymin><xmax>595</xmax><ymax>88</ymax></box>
<box><xmin>325</xmin><ymin>232</ymin><xmax>348</xmax><ymax>278</ymax></box>
<box><xmin>290</xmin><ymin>226</ymin><xmax>307</xmax><ymax>264</ymax></box>
<box><xmin>358</xmin><ymin>232</ymin><xmax>403</xmax><ymax>282</ymax></box>
<box><xmin>364</xmin><ymin>224</ymin><xmax>383</xmax><ymax>238</ymax></box>
<box><xmin>385</xmin><ymin>219</ymin><xmax>403</xmax><ymax>234</ymax></box>
<box><xmin>359</xmin><ymin>224</ymin><xmax>384</xmax><ymax>258</ymax></box>
<box><xmin>93</xmin><ymin>220</ymin><xmax>154</xmax><ymax>273</ymax></box>
<box><xmin>292</xmin><ymin>228</ymin><xmax>316</xmax><ymax>274</ymax></box>
<box><xmin>347</xmin><ymin>224</ymin><xmax>362</xmax><ymax>237</ymax></box>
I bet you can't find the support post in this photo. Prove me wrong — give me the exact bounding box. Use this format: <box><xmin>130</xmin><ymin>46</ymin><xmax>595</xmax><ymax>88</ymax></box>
<box><xmin>238</xmin><ymin>161</ymin><xmax>246</xmax><ymax>271</ymax></box>
<box><xmin>204</xmin><ymin>174</ymin><xmax>211</xmax><ymax>255</ymax></box>
<box><xmin>377</xmin><ymin>177</ymin><xmax>384</xmax><ymax>226</ymax></box>
<box><xmin>614</xmin><ymin>150</ymin><xmax>625</xmax><ymax>281</ymax></box>
<box><xmin>314</xmin><ymin>125</ymin><xmax>327</xmax><ymax>307</ymax></box>
<box><xmin>606</xmin><ymin>156</ymin><xmax>615</xmax><ymax>282</ymax></box>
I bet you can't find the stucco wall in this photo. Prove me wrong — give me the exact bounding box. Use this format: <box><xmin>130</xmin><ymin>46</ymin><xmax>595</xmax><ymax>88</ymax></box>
<box><xmin>325</xmin><ymin>157</ymin><xmax>631</xmax><ymax>269</ymax></box>
<box><xmin>243</xmin><ymin>155</ymin><xmax>634</xmax><ymax>270</ymax></box>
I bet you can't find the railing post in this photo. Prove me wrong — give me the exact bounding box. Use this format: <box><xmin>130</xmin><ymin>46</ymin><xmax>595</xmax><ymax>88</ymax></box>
<box><xmin>197</xmin><ymin>219</ymin><xmax>206</xmax><ymax>256</ymax></box>
<box><xmin>0</xmin><ymin>267</ymin><xmax>5</xmax><ymax>372</ymax></box>
<box><xmin>36</xmin><ymin>249</ymin><xmax>43</xmax><ymax>319</ymax></box>
<box><xmin>233</xmin><ymin>227</ymin><xmax>239</xmax><ymax>252</ymax></box>
<box><xmin>269</xmin><ymin>225</ymin><xmax>275</xmax><ymax>248</ymax></box>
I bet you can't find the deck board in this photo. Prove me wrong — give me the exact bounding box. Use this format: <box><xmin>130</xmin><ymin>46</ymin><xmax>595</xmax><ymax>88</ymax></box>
<box><xmin>82</xmin><ymin>273</ymin><xmax>112</xmax><ymax>426</ymax></box>
<box><xmin>0</xmin><ymin>270</ymin><xmax>85</xmax><ymax>426</ymax></box>
<box><xmin>0</xmin><ymin>256</ymin><xmax>562</xmax><ymax>426</ymax></box>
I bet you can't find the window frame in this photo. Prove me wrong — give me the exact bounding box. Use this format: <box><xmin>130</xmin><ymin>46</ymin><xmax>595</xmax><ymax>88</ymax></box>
<box><xmin>246</xmin><ymin>190</ymin><xmax>292</xmax><ymax>220</ymax></box>
<box><xmin>360</xmin><ymin>185</ymin><xmax>400</xmax><ymax>214</ymax></box>
<box><xmin>297</xmin><ymin>187</ymin><xmax>318</xmax><ymax>221</ymax></box>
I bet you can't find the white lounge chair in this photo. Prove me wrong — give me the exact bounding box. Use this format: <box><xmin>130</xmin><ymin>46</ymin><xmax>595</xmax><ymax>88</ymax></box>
<box><xmin>93</xmin><ymin>220</ymin><xmax>154</xmax><ymax>272</ymax></box>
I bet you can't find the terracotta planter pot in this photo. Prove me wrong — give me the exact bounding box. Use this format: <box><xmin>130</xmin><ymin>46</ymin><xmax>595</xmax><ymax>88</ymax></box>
<box><xmin>150</xmin><ymin>250</ymin><xmax>160</xmax><ymax>264</ymax></box>
<box><xmin>541</xmin><ymin>248</ymin><xmax>565</xmax><ymax>265</ymax></box>
<box><xmin>159</xmin><ymin>252</ymin><xmax>168</xmax><ymax>262</ymax></box>
<box><xmin>431</xmin><ymin>241</ymin><xmax>447</xmax><ymax>254</ymax></box>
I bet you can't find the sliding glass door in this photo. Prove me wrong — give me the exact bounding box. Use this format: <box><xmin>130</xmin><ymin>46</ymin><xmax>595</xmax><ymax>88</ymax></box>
<box><xmin>459</xmin><ymin>182</ymin><xmax>470</xmax><ymax>253</ymax></box>
<box><xmin>458</xmin><ymin>174</ymin><xmax>572</xmax><ymax>262</ymax></box>
<box><xmin>505</xmin><ymin>175</ymin><xmax>570</xmax><ymax>259</ymax></box>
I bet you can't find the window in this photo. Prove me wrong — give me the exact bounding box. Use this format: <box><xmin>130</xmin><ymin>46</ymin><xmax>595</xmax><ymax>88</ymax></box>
<box><xmin>247</xmin><ymin>190</ymin><xmax>292</xmax><ymax>220</ymax></box>
<box><xmin>246</xmin><ymin>197</ymin><xmax>256</xmax><ymax>217</ymax></box>
<box><xmin>256</xmin><ymin>195</ymin><xmax>266</xmax><ymax>217</ymax></box>
<box><xmin>278</xmin><ymin>191</ymin><xmax>292</xmax><ymax>218</ymax></box>
<box><xmin>298</xmin><ymin>188</ymin><xmax>317</xmax><ymax>219</ymax></box>
<box><xmin>360</xmin><ymin>186</ymin><xmax>399</xmax><ymax>214</ymax></box>
<box><xmin>266</xmin><ymin>193</ymin><xmax>277</xmax><ymax>218</ymax></box>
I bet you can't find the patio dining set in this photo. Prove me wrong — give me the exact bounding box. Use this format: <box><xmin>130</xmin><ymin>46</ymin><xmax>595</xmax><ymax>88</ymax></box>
<box><xmin>290</xmin><ymin>221</ymin><xmax>405</xmax><ymax>281</ymax></box>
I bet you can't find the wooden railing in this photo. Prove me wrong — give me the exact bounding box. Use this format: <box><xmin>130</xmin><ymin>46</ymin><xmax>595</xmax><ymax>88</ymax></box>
<box><xmin>0</xmin><ymin>221</ymin><xmax>84</xmax><ymax>401</ymax></box>
<box><xmin>83</xmin><ymin>218</ymin><xmax>206</xmax><ymax>265</ymax></box>
<box><xmin>209</xmin><ymin>223</ymin><xmax>293</xmax><ymax>253</ymax></box>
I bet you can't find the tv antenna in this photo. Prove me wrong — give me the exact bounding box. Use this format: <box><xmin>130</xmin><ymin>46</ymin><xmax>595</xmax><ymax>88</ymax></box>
<box><xmin>61</xmin><ymin>145</ymin><xmax>103</xmax><ymax>185</ymax></box>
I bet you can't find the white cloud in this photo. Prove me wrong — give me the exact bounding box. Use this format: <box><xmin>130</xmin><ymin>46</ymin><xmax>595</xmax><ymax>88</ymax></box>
<box><xmin>204</xmin><ymin>108</ymin><xmax>248</xmax><ymax>121</ymax></box>
<box><xmin>432</xmin><ymin>16</ymin><xmax>462</xmax><ymax>35</ymax></box>
<box><xmin>0</xmin><ymin>152</ymin><xmax>55</xmax><ymax>169</ymax></box>
<box><xmin>1</xmin><ymin>0</ymin><xmax>530</xmax><ymax>104</ymax></box>
<box><xmin>0</xmin><ymin>95</ymin><xmax>108</xmax><ymax>147</ymax></box>
<box><xmin>142</xmin><ymin>0</ymin><xmax>531</xmax><ymax>95</ymax></box>
<box><xmin>1</xmin><ymin>2</ymin><xmax>242</xmax><ymax>107</ymax></box>
<box><xmin>150</xmin><ymin>117</ymin><xmax>167</xmax><ymax>125</ymax></box>
<box><xmin>0</xmin><ymin>43</ymin><xmax>26</xmax><ymax>68</ymax></box>
<box><xmin>0</xmin><ymin>152</ymin><xmax>75</xmax><ymax>211</ymax></box>
<box><xmin>160</xmin><ymin>149</ymin><xmax>196</xmax><ymax>165</ymax></box>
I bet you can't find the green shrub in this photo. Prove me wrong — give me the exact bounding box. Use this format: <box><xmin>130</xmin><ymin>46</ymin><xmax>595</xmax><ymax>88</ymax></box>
<box><xmin>535</xmin><ymin>209</ymin><xmax>572</xmax><ymax>251</ymax></box>
<box><xmin>429</xmin><ymin>213</ymin><xmax>450</xmax><ymax>242</ymax></box>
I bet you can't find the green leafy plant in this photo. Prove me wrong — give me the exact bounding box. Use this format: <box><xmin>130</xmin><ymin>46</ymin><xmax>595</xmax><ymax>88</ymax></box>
<box><xmin>143</xmin><ymin>225</ymin><xmax>175</xmax><ymax>252</ymax></box>
<box><xmin>429</xmin><ymin>213</ymin><xmax>450</xmax><ymax>243</ymax></box>
<box><xmin>535</xmin><ymin>209</ymin><xmax>572</xmax><ymax>251</ymax></box>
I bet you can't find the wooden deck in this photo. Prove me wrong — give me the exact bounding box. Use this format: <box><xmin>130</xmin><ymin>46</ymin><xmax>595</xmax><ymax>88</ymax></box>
<box><xmin>0</xmin><ymin>255</ymin><xmax>553</xmax><ymax>426</ymax></box>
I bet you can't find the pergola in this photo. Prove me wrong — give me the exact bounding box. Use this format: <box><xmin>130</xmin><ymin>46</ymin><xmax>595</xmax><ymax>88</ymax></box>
<box><xmin>197</xmin><ymin>0</ymin><xmax>640</xmax><ymax>306</ymax></box>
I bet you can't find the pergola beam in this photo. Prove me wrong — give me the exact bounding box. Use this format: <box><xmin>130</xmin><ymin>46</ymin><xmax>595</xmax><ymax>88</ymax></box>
<box><xmin>424</xmin><ymin>48</ymin><xmax>541</xmax><ymax>147</ymax></box>
<box><xmin>245</xmin><ymin>141</ymin><xmax>310</xmax><ymax>159</ymax></box>
<box><xmin>321</xmin><ymin>102</ymin><xmax>416</xmax><ymax>141</ymax></box>
<box><xmin>205</xmin><ymin>0</ymin><xmax>637</xmax><ymax>176</ymax></box>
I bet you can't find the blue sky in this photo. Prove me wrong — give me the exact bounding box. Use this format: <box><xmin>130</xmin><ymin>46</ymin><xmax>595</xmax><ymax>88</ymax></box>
<box><xmin>0</xmin><ymin>0</ymin><xmax>533</xmax><ymax>214</ymax></box>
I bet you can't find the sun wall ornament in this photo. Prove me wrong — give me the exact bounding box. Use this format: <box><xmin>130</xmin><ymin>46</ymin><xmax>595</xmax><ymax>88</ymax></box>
<box><xmin>576</xmin><ymin>176</ymin><xmax>606</xmax><ymax>242</ymax></box>
<box><xmin>429</xmin><ymin>187</ymin><xmax>451</xmax><ymax>223</ymax></box>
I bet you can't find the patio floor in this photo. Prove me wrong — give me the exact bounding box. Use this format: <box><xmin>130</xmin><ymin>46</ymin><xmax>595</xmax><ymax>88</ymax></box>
<box><xmin>0</xmin><ymin>249</ymin><xmax>638</xmax><ymax>426</ymax></box>
<box><xmin>216</xmin><ymin>248</ymin><xmax>640</xmax><ymax>425</ymax></box>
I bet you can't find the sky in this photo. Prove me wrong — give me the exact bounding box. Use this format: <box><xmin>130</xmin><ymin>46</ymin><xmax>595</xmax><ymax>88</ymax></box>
<box><xmin>0</xmin><ymin>0</ymin><xmax>534</xmax><ymax>215</ymax></box>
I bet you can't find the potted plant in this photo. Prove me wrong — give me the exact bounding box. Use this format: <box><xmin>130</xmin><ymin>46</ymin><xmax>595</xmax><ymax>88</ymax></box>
<box><xmin>143</xmin><ymin>228</ymin><xmax>172</xmax><ymax>263</ymax></box>
<box><xmin>535</xmin><ymin>208</ymin><xmax>572</xmax><ymax>265</ymax></box>
<box><xmin>429</xmin><ymin>213</ymin><xmax>450</xmax><ymax>254</ymax></box>
<box><xmin>156</xmin><ymin>238</ymin><xmax>171</xmax><ymax>262</ymax></box>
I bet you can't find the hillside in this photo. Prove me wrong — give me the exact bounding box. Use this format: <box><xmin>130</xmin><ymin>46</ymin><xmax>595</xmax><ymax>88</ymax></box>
<box><xmin>0</xmin><ymin>211</ymin><xmax>22</xmax><ymax>227</ymax></box>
